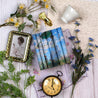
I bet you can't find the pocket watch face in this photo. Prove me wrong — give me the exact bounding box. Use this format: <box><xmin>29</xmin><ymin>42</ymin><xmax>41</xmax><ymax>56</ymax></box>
<box><xmin>42</xmin><ymin>76</ymin><xmax>62</xmax><ymax>96</ymax></box>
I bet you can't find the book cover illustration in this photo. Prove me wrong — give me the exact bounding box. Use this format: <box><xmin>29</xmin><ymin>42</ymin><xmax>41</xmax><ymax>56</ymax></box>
<box><xmin>46</xmin><ymin>31</ymin><xmax>60</xmax><ymax>67</ymax></box>
<box><xmin>40</xmin><ymin>32</ymin><xmax>53</xmax><ymax>68</ymax></box>
<box><xmin>51</xmin><ymin>29</ymin><xmax>65</xmax><ymax>65</ymax></box>
<box><xmin>57</xmin><ymin>27</ymin><xmax>68</xmax><ymax>62</ymax></box>
<box><xmin>32</xmin><ymin>34</ymin><xmax>43</xmax><ymax>70</ymax></box>
<box><xmin>33</xmin><ymin>27</ymin><xmax>68</xmax><ymax>70</ymax></box>
<box><xmin>36</xmin><ymin>33</ymin><xmax>48</xmax><ymax>69</ymax></box>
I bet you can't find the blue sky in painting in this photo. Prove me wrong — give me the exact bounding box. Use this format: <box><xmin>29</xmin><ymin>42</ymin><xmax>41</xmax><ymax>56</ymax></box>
<box><xmin>57</xmin><ymin>27</ymin><xmax>68</xmax><ymax>57</ymax></box>
<box><xmin>51</xmin><ymin>29</ymin><xmax>64</xmax><ymax>60</ymax></box>
<box><xmin>47</xmin><ymin>35</ymin><xmax>58</xmax><ymax>61</ymax></box>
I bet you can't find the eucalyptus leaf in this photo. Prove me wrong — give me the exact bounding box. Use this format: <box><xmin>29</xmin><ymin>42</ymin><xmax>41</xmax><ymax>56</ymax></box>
<box><xmin>25</xmin><ymin>76</ymin><xmax>35</xmax><ymax>89</ymax></box>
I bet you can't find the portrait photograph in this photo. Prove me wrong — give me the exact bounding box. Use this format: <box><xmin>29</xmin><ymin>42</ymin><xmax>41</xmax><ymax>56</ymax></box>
<box><xmin>6</xmin><ymin>31</ymin><xmax>31</xmax><ymax>62</ymax></box>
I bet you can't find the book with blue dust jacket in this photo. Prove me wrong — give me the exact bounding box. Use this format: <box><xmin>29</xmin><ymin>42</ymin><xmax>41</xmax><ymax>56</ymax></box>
<box><xmin>32</xmin><ymin>27</ymin><xmax>68</xmax><ymax>70</ymax></box>
<box><xmin>32</xmin><ymin>34</ymin><xmax>43</xmax><ymax>70</ymax></box>
<box><xmin>51</xmin><ymin>29</ymin><xmax>65</xmax><ymax>65</ymax></box>
<box><xmin>46</xmin><ymin>31</ymin><xmax>60</xmax><ymax>67</ymax></box>
<box><xmin>40</xmin><ymin>32</ymin><xmax>53</xmax><ymax>68</ymax></box>
<box><xmin>36</xmin><ymin>33</ymin><xmax>48</xmax><ymax>69</ymax></box>
<box><xmin>57</xmin><ymin>27</ymin><xmax>68</xmax><ymax>62</ymax></box>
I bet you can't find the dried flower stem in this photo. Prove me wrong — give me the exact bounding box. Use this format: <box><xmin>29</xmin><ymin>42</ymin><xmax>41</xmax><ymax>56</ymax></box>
<box><xmin>28</xmin><ymin>4</ymin><xmax>39</xmax><ymax>11</ymax></box>
<box><xmin>30</xmin><ymin>7</ymin><xmax>43</xmax><ymax>13</ymax></box>
<box><xmin>71</xmin><ymin>84</ymin><xmax>75</xmax><ymax>98</ymax></box>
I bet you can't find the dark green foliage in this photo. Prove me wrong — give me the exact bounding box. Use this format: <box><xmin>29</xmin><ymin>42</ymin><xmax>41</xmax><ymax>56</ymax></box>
<box><xmin>18</xmin><ymin>23</ymin><xmax>26</xmax><ymax>32</ymax></box>
<box><xmin>0</xmin><ymin>82</ymin><xmax>26</xmax><ymax>98</ymax></box>
<box><xmin>26</xmin><ymin>50</ymin><xmax>34</xmax><ymax>66</ymax></box>
<box><xmin>0</xmin><ymin>51</ymin><xmax>35</xmax><ymax>97</ymax></box>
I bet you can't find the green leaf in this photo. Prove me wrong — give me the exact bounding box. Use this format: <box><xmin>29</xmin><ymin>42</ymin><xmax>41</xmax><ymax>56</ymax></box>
<box><xmin>0</xmin><ymin>71</ymin><xmax>9</xmax><ymax>82</ymax></box>
<box><xmin>51</xmin><ymin>5</ymin><xmax>56</xmax><ymax>12</ymax></box>
<box><xmin>10</xmin><ymin>10</ymin><xmax>17</xmax><ymax>17</ymax></box>
<box><xmin>25</xmin><ymin>76</ymin><xmax>35</xmax><ymax>89</ymax></box>
<box><xmin>8</xmin><ymin>62</ymin><xmax>15</xmax><ymax>72</ymax></box>
<box><xmin>0</xmin><ymin>82</ymin><xmax>26</xmax><ymax>98</ymax></box>
<box><xmin>27</xmin><ymin>15</ymin><xmax>32</xmax><ymax>20</ymax></box>
<box><xmin>26</xmin><ymin>50</ymin><xmax>34</xmax><ymax>66</ymax></box>
<box><xmin>0</xmin><ymin>51</ymin><xmax>6</xmax><ymax>65</ymax></box>
<box><xmin>16</xmin><ymin>12</ymin><xmax>26</xmax><ymax>18</ymax></box>
<box><xmin>18</xmin><ymin>23</ymin><xmax>26</xmax><ymax>32</ymax></box>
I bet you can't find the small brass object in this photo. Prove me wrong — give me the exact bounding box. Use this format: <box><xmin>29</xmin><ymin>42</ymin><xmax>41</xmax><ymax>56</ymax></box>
<box><xmin>39</xmin><ymin>12</ymin><xmax>52</xmax><ymax>26</ymax></box>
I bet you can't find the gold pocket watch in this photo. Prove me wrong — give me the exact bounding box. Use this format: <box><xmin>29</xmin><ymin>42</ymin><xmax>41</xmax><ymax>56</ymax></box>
<box><xmin>42</xmin><ymin>71</ymin><xmax>63</xmax><ymax>98</ymax></box>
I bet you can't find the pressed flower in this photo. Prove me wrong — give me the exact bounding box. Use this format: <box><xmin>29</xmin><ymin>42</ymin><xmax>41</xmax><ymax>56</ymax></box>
<box><xmin>89</xmin><ymin>37</ymin><xmax>94</xmax><ymax>41</ymax></box>
<box><xmin>95</xmin><ymin>45</ymin><xmax>98</xmax><ymax>48</ymax></box>
<box><xmin>72</xmin><ymin>64</ymin><xmax>77</xmax><ymax>69</ymax></box>
<box><xmin>75</xmin><ymin>29</ymin><xmax>80</xmax><ymax>33</ymax></box>
<box><xmin>75</xmin><ymin>40</ymin><xmax>80</xmax><ymax>44</ymax></box>
<box><xmin>74</xmin><ymin>21</ymin><xmax>80</xmax><ymax>26</ymax></box>
<box><xmin>85</xmin><ymin>66</ymin><xmax>89</xmax><ymax>71</ymax></box>
<box><xmin>19</xmin><ymin>4</ymin><xmax>25</xmax><ymax>9</ymax></box>
<box><xmin>88</xmin><ymin>43</ymin><xmax>94</xmax><ymax>47</ymax></box>
<box><xmin>45</xmin><ymin>4</ymin><xmax>49</xmax><ymax>8</ymax></box>
<box><xmin>14</xmin><ymin>22</ymin><xmax>20</xmax><ymax>27</ymax></box>
<box><xmin>89</xmin><ymin>49</ymin><xmax>93</xmax><ymax>52</ymax></box>
<box><xmin>69</xmin><ymin>36</ymin><xmax>76</xmax><ymax>40</ymax></box>
<box><xmin>85</xmin><ymin>60</ymin><xmax>90</xmax><ymax>64</ymax></box>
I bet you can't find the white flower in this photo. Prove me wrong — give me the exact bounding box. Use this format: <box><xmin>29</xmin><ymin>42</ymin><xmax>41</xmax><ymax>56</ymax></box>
<box><xmin>17</xmin><ymin>18</ymin><xmax>23</xmax><ymax>25</ymax></box>
<box><xmin>19</xmin><ymin>4</ymin><xmax>25</xmax><ymax>9</ymax></box>
<box><xmin>25</xmin><ymin>8</ymin><xmax>29</xmax><ymax>14</ymax></box>
<box><xmin>14</xmin><ymin>22</ymin><xmax>20</xmax><ymax>27</ymax></box>
<box><xmin>5</xmin><ymin>18</ymin><xmax>10</xmax><ymax>23</ymax></box>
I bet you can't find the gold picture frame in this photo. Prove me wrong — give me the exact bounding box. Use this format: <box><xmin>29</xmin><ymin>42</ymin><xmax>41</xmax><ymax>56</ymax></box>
<box><xmin>6</xmin><ymin>31</ymin><xmax>32</xmax><ymax>62</ymax></box>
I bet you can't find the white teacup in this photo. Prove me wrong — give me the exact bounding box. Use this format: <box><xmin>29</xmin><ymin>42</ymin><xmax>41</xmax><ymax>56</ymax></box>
<box><xmin>61</xmin><ymin>5</ymin><xmax>80</xmax><ymax>23</ymax></box>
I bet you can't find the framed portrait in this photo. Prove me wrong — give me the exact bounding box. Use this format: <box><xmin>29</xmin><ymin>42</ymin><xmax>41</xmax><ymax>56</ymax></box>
<box><xmin>6</xmin><ymin>31</ymin><xmax>32</xmax><ymax>62</ymax></box>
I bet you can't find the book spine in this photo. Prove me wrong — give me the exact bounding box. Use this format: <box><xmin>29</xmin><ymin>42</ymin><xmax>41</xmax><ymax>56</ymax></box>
<box><xmin>51</xmin><ymin>29</ymin><xmax>65</xmax><ymax>65</ymax></box>
<box><xmin>36</xmin><ymin>33</ymin><xmax>48</xmax><ymax>69</ymax></box>
<box><xmin>46</xmin><ymin>31</ymin><xmax>60</xmax><ymax>67</ymax></box>
<box><xmin>57</xmin><ymin>27</ymin><xmax>68</xmax><ymax>62</ymax></box>
<box><xmin>40</xmin><ymin>32</ymin><xmax>53</xmax><ymax>68</ymax></box>
<box><xmin>32</xmin><ymin>34</ymin><xmax>43</xmax><ymax>70</ymax></box>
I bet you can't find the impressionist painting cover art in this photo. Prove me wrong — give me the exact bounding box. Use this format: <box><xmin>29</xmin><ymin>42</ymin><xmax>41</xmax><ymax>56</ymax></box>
<box><xmin>32</xmin><ymin>27</ymin><xmax>68</xmax><ymax>70</ymax></box>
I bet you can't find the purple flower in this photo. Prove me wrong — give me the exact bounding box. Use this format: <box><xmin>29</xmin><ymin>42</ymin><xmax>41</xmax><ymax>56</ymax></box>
<box><xmin>89</xmin><ymin>37</ymin><xmax>94</xmax><ymax>41</ymax></box>
<box><xmin>76</xmin><ymin>49</ymin><xmax>81</xmax><ymax>53</ymax></box>
<box><xmin>89</xmin><ymin>49</ymin><xmax>93</xmax><ymax>52</ymax></box>
<box><xmin>69</xmin><ymin>36</ymin><xmax>76</xmax><ymax>40</ymax></box>
<box><xmin>88</xmin><ymin>43</ymin><xmax>93</xmax><ymax>47</ymax></box>
<box><xmin>85</xmin><ymin>66</ymin><xmax>89</xmax><ymax>71</ymax></box>
<box><xmin>90</xmin><ymin>54</ymin><xmax>94</xmax><ymax>57</ymax></box>
<box><xmin>72</xmin><ymin>64</ymin><xmax>77</xmax><ymax>69</ymax></box>
<box><xmin>85</xmin><ymin>60</ymin><xmax>90</xmax><ymax>64</ymax></box>
<box><xmin>95</xmin><ymin>45</ymin><xmax>98</xmax><ymax>48</ymax></box>
<box><xmin>75</xmin><ymin>40</ymin><xmax>80</xmax><ymax>44</ymax></box>
<box><xmin>74</xmin><ymin>21</ymin><xmax>80</xmax><ymax>26</ymax></box>
<box><xmin>75</xmin><ymin>29</ymin><xmax>80</xmax><ymax>33</ymax></box>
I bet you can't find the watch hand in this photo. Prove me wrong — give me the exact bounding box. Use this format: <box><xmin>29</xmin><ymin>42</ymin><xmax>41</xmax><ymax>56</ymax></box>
<box><xmin>51</xmin><ymin>79</ymin><xmax>54</xmax><ymax>87</ymax></box>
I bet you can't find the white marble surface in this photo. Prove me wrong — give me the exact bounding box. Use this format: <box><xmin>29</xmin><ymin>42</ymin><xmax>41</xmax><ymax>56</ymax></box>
<box><xmin>0</xmin><ymin>0</ymin><xmax>98</xmax><ymax>98</ymax></box>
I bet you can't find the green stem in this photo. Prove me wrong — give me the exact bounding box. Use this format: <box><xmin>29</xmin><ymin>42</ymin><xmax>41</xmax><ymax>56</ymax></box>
<box><xmin>71</xmin><ymin>84</ymin><xmax>76</xmax><ymax>98</ymax></box>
